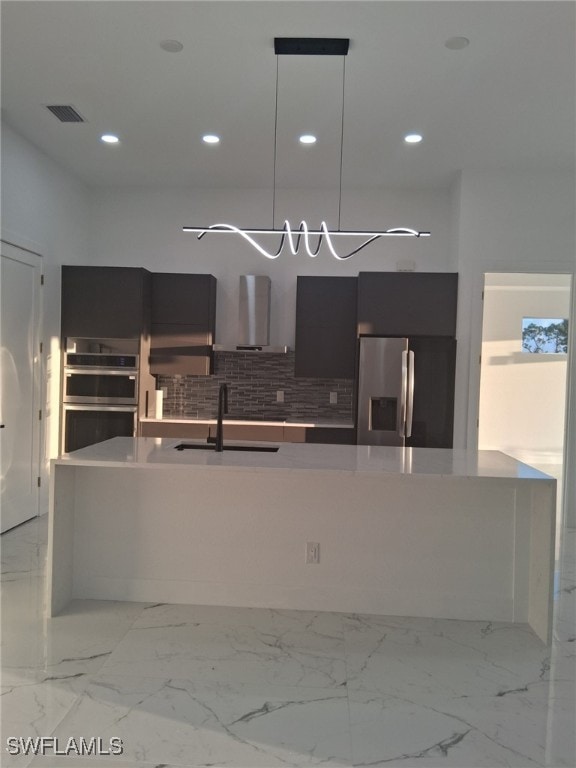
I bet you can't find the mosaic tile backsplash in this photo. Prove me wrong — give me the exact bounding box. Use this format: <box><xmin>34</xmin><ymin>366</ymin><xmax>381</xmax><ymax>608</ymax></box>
<box><xmin>157</xmin><ymin>351</ymin><xmax>354</xmax><ymax>422</ymax></box>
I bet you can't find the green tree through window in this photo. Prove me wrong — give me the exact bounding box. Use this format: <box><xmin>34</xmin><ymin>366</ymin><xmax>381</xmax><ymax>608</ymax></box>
<box><xmin>522</xmin><ymin>318</ymin><xmax>568</xmax><ymax>354</ymax></box>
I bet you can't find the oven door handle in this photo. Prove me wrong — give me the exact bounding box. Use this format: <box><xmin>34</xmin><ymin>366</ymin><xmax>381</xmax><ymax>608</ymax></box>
<box><xmin>65</xmin><ymin>368</ymin><xmax>137</xmax><ymax>376</ymax></box>
<box><xmin>63</xmin><ymin>404</ymin><xmax>137</xmax><ymax>412</ymax></box>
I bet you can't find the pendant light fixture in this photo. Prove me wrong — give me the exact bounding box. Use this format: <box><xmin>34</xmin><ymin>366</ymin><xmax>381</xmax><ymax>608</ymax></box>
<box><xmin>183</xmin><ymin>38</ymin><xmax>430</xmax><ymax>260</ymax></box>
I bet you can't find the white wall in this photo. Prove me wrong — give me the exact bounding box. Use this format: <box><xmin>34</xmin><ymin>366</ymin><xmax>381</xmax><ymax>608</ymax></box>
<box><xmin>1</xmin><ymin>121</ymin><xmax>91</xmax><ymax>507</ymax></box>
<box><xmin>88</xmin><ymin>186</ymin><xmax>454</xmax><ymax>348</ymax></box>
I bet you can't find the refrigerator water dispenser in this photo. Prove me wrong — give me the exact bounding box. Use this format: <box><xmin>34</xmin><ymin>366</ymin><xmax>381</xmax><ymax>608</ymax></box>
<box><xmin>370</xmin><ymin>397</ymin><xmax>398</xmax><ymax>431</ymax></box>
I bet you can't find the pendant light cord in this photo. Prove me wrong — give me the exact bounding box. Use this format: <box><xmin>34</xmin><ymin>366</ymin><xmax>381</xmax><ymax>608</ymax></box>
<box><xmin>272</xmin><ymin>55</ymin><xmax>279</xmax><ymax>230</ymax></box>
<box><xmin>337</xmin><ymin>56</ymin><xmax>346</xmax><ymax>232</ymax></box>
<box><xmin>274</xmin><ymin>53</ymin><xmax>346</xmax><ymax>231</ymax></box>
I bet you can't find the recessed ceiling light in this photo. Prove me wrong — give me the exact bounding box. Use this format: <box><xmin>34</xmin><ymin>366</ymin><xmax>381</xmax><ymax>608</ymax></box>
<box><xmin>299</xmin><ymin>134</ymin><xmax>317</xmax><ymax>145</ymax></box>
<box><xmin>404</xmin><ymin>134</ymin><xmax>423</xmax><ymax>144</ymax></box>
<box><xmin>101</xmin><ymin>134</ymin><xmax>119</xmax><ymax>144</ymax></box>
<box><xmin>202</xmin><ymin>134</ymin><xmax>220</xmax><ymax>144</ymax></box>
<box><xmin>159</xmin><ymin>39</ymin><xmax>184</xmax><ymax>53</ymax></box>
<box><xmin>445</xmin><ymin>36</ymin><xmax>470</xmax><ymax>50</ymax></box>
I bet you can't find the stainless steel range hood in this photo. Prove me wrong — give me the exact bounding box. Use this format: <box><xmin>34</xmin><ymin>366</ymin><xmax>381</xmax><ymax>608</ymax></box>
<box><xmin>214</xmin><ymin>275</ymin><xmax>289</xmax><ymax>353</ymax></box>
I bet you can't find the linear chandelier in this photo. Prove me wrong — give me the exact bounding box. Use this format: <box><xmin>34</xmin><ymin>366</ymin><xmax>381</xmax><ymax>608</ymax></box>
<box><xmin>183</xmin><ymin>38</ymin><xmax>430</xmax><ymax>259</ymax></box>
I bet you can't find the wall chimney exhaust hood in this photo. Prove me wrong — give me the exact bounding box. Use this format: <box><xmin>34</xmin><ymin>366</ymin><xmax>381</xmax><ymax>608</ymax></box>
<box><xmin>214</xmin><ymin>275</ymin><xmax>289</xmax><ymax>353</ymax></box>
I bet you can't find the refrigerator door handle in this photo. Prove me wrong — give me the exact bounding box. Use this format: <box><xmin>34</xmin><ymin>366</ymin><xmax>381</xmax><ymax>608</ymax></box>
<box><xmin>400</xmin><ymin>350</ymin><xmax>408</xmax><ymax>437</ymax></box>
<box><xmin>406</xmin><ymin>350</ymin><xmax>415</xmax><ymax>438</ymax></box>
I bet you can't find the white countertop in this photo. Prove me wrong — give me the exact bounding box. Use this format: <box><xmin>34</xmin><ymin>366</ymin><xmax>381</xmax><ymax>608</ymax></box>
<box><xmin>54</xmin><ymin>437</ymin><xmax>554</xmax><ymax>481</ymax></box>
<box><xmin>140</xmin><ymin>417</ymin><xmax>354</xmax><ymax>428</ymax></box>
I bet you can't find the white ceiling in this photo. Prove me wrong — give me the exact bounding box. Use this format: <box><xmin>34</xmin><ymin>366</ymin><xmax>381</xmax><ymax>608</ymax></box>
<box><xmin>2</xmin><ymin>1</ymin><xmax>574</xmax><ymax>190</ymax></box>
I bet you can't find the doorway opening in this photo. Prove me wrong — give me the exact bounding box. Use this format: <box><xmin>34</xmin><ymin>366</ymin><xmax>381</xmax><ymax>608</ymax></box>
<box><xmin>478</xmin><ymin>273</ymin><xmax>572</xmax><ymax>546</ymax></box>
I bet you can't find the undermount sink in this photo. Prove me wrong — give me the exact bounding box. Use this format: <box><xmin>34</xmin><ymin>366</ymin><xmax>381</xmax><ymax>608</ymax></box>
<box><xmin>175</xmin><ymin>442</ymin><xmax>279</xmax><ymax>453</ymax></box>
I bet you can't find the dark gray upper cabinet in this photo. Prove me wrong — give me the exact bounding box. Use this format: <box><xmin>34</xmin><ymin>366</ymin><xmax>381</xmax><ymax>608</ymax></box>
<box><xmin>150</xmin><ymin>273</ymin><xmax>216</xmax><ymax>375</ymax></box>
<box><xmin>61</xmin><ymin>266</ymin><xmax>151</xmax><ymax>339</ymax></box>
<box><xmin>357</xmin><ymin>272</ymin><xmax>458</xmax><ymax>337</ymax></box>
<box><xmin>295</xmin><ymin>276</ymin><xmax>357</xmax><ymax>379</ymax></box>
<box><xmin>151</xmin><ymin>273</ymin><xmax>216</xmax><ymax>326</ymax></box>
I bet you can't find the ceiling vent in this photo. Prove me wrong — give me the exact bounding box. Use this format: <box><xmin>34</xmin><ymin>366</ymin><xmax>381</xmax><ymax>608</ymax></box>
<box><xmin>45</xmin><ymin>105</ymin><xmax>85</xmax><ymax>123</ymax></box>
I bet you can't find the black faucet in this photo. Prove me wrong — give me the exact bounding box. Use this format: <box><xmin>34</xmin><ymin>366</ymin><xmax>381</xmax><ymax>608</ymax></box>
<box><xmin>215</xmin><ymin>383</ymin><xmax>228</xmax><ymax>452</ymax></box>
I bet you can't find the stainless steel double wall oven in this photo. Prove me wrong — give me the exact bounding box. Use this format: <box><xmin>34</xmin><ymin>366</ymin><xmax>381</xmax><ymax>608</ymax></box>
<box><xmin>62</xmin><ymin>339</ymin><xmax>139</xmax><ymax>453</ymax></box>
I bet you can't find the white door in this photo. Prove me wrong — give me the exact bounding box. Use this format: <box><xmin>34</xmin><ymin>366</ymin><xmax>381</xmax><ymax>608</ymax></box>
<box><xmin>0</xmin><ymin>241</ymin><xmax>42</xmax><ymax>533</ymax></box>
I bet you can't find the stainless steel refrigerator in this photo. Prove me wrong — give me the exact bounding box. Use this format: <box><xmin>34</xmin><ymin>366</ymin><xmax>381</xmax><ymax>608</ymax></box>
<box><xmin>357</xmin><ymin>336</ymin><xmax>456</xmax><ymax>448</ymax></box>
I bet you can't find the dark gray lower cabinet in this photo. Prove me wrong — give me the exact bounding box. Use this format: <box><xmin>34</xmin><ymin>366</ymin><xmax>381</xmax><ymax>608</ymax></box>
<box><xmin>295</xmin><ymin>276</ymin><xmax>357</xmax><ymax>379</ymax></box>
<box><xmin>304</xmin><ymin>427</ymin><xmax>356</xmax><ymax>444</ymax></box>
<box><xmin>140</xmin><ymin>422</ymin><xmax>210</xmax><ymax>439</ymax></box>
<box><xmin>139</xmin><ymin>421</ymin><xmax>355</xmax><ymax>444</ymax></box>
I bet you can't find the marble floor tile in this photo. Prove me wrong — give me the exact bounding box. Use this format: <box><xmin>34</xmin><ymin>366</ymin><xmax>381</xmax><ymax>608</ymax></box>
<box><xmin>542</xmin><ymin>701</ymin><xmax>576</xmax><ymax>768</ymax></box>
<box><xmin>554</xmin><ymin>532</ymin><xmax>576</xmax><ymax>645</ymax></box>
<box><xmin>1</xmin><ymin>513</ymin><xmax>574</xmax><ymax>768</ymax></box>
<box><xmin>2</xmin><ymin>517</ymin><xmax>50</xmax><ymax>675</ymax></box>
<box><xmin>343</xmin><ymin>614</ymin><xmax>563</xmax><ymax>701</ymax></box>
<box><xmin>1</xmin><ymin>516</ymin><xmax>48</xmax><ymax>580</ymax></box>
<box><xmin>28</xmin><ymin>760</ymin><xmax>193</xmax><ymax>768</ymax></box>
<box><xmin>100</xmin><ymin>603</ymin><xmax>347</xmax><ymax>688</ymax></box>
<box><xmin>130</xmin><ymin>601</ymin><xmax>345</xmax><ymax>643</ymax></box>
<box><xmin>1</xmin><ymin>674</ymin><xmax>81</xmax><ymax>768</ymax></box>
<box><xmin>28</xmin><ymin>762</ymin><xmax>185</xmax><ymax>768</ymax></box>
<box><xmin>547</xmin><ymin>640</ymin><xmax>576</xmax><ymax>702</ymax></box>
<box><xmin>47</xmin><ymin>675</ymin><xmax>352</xmax><ymax>767</ymax></box>
<box><xmin>1</xmin><ymin>576</ymin><xmax>48</xmax><ymax>671</ymax></box>
<box><xmin>3</xmin><ymin>600</ymin><xmax>150</xmax><ymax>694</ymax></box>
<box><xmin>348</xmin><ymin>689</ymin><xmax>570</xmax><ymax>767</ymax></box>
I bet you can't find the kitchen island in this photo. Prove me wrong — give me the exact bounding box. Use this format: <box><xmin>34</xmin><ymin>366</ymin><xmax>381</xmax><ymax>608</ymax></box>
<box><xmin>48</xmin><ymin>438</ymin><xmax>556</xmax><ymax>643</ymax></box>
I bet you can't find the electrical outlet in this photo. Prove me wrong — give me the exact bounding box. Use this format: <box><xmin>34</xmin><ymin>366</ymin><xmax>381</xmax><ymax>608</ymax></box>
<box><xmin>329</xmin><ymin>391</ymin><xmax>338</xmax><ymax>404</ymax></box>
<box><xmin>276</xmin><ymin>390</ymin><xmax>284</xmax><ymax>403</ymax></box>
<box><xmin>306</xmin><ymin>541</ymin><xmax>320</xmax><ymax>564</ymax></box>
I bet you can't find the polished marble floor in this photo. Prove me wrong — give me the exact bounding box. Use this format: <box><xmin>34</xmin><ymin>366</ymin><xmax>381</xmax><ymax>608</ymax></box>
<box><xmin>1</xmin><ymin>515</ymin><xmax>574</xmax><ymax>768</ymax></box>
